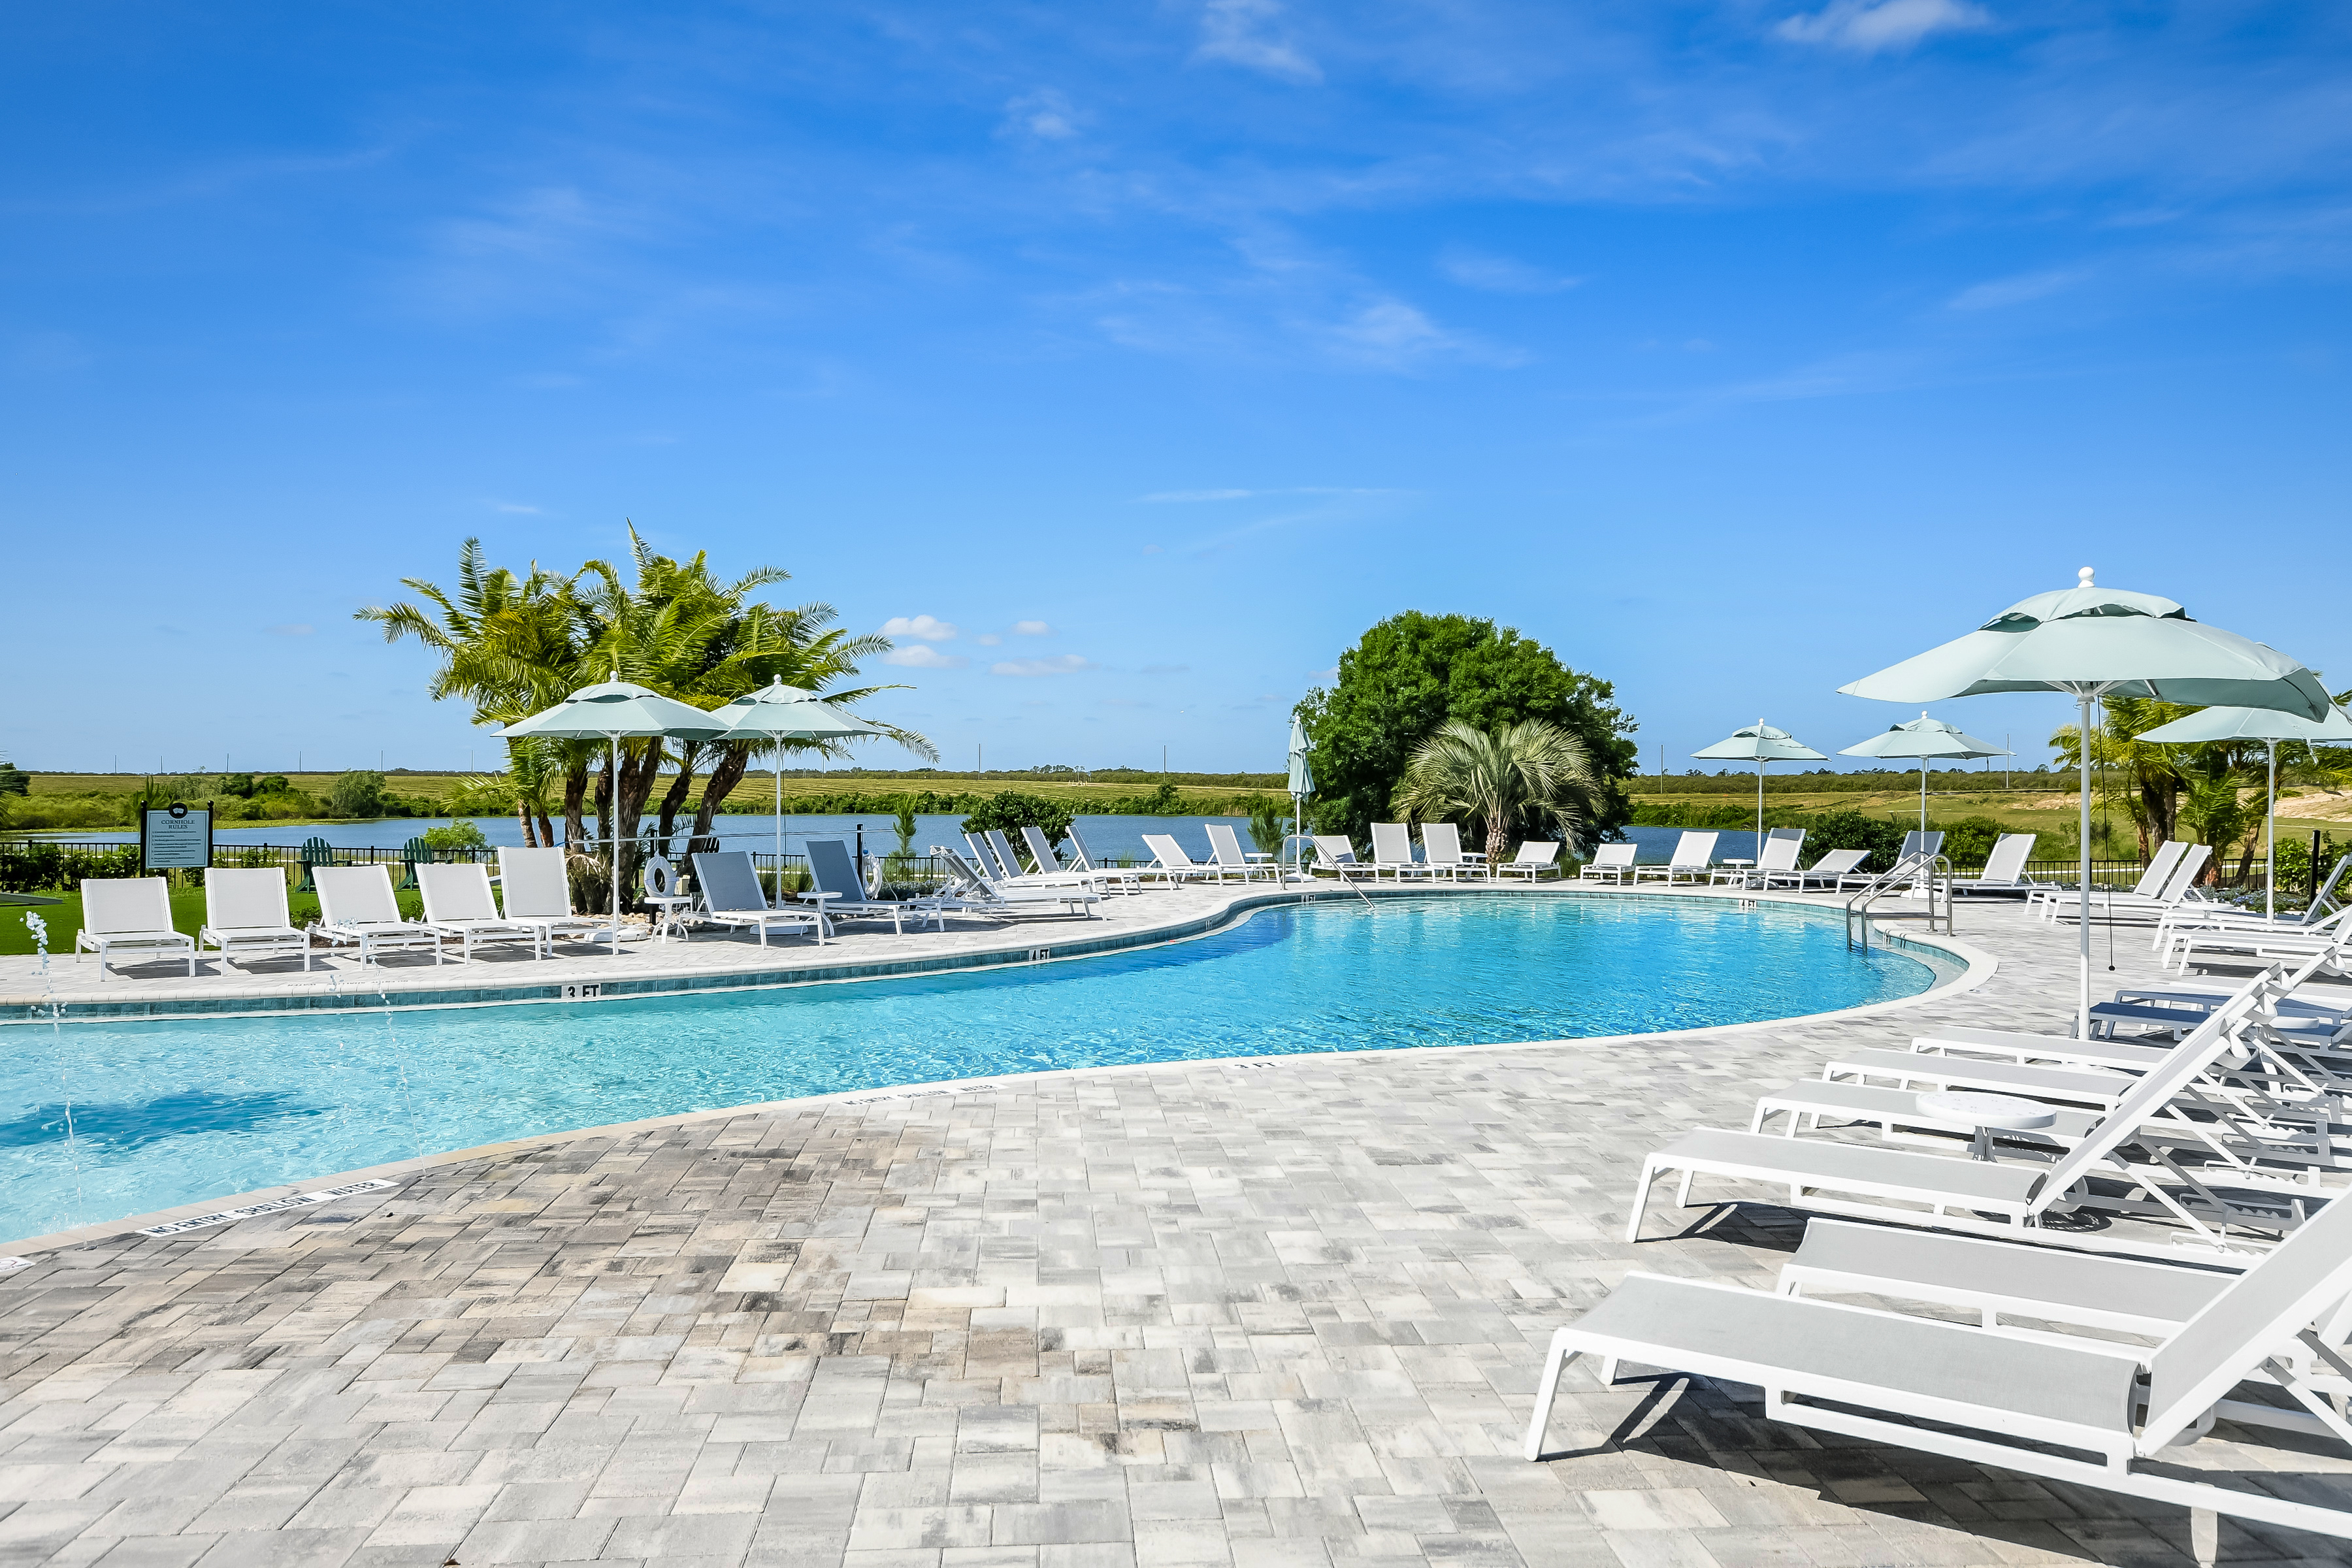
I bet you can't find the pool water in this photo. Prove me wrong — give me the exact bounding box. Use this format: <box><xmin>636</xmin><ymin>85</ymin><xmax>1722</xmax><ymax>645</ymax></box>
<box><xmin>3</xmin><ymin>896</ymin><xmax>1946</xmax><ymax>1238</ymax></box>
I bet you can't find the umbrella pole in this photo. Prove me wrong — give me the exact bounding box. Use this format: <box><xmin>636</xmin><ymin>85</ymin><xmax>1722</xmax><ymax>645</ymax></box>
<box><xmin>1919</xmin><ymin>758</ymin><xmax>1927</xmax><ymax>834</ymax></box>
<box><xmin>2076</xmin><ymin>691</ymin><xmax>2093</xmax><ymax>1039</ymax></box>
<box><xmin>610</xmin><ymin>734</ymin><xmax>621</xmax><ymax>934</ymax></box>
<box><xmin>2267</xmin><ymin>739</ymin><xmax>2277</xmax><ymax>924</ymax></box>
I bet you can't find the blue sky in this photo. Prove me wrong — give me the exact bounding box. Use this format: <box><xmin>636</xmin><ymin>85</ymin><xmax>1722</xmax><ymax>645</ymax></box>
<box><xmin>4</xmin><ymin>1</ymin><xmax>2346</xmax><ymax>778</ymax></box>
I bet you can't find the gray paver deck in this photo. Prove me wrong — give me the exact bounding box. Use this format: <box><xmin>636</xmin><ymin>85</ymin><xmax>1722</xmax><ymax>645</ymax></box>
<box><xmin>1</xmin><ymin>892</ymin><xmax>2347</xmax><ymax>1567</ymax></box>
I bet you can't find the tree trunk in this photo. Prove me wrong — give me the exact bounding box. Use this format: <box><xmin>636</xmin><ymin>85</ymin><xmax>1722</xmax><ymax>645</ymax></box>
<box><xmin>516</xmin><ymin>798</ymin><xmax>538</xmax><ymax>849</ymax></box>
<box><xmin>693</xmin><ymin>746</ymin><xmax>755</xmax><ymax>840</ymax></box>
<box><xmin>2141</xmin><ymin>778</ymin><xmax>2177</xmax><ymax>847</ymax></box>
<box><xmin>563</xmin><ymin>763</ymin><xmax>593</xmax><ymax>907</ymax></box>
<box><xmin>656</xmin><ymin>744</ymin><xmax>698</xmax><ymax>847</ymax></box>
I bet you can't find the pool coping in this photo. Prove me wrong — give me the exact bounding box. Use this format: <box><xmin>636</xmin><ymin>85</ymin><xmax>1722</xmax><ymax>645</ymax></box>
<box><xmin>0</xmin><ymin>885</ymin><xmax>1991</xmax><ymax>1258</ymax></box>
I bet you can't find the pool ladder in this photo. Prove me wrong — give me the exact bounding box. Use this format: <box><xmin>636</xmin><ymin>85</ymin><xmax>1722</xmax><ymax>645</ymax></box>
<box><xmin>1845</xmin><ymin>852</ymin><xmax>1953</xmax><ymax>953</ymax></box>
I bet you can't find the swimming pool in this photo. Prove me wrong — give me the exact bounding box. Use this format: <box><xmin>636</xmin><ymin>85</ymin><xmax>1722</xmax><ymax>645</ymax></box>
<box><xmin>3</xmin><ymin>895</ymin><xmax>1951</xmax><ymax>1239</ymax></box>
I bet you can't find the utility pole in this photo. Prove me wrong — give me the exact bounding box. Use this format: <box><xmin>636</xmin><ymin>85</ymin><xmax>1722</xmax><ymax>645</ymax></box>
<box><xmin>976</xmin><ymin>743</ymin><xmax>982</xmax><ymax>775</ymax></box>
<box><xmin>2004</xmin><ymin>736</ymin><xmax>2011</xmax><ymax>792</ymax></box>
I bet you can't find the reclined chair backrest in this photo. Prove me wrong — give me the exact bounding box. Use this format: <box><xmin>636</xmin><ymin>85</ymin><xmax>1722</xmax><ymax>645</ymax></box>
<box><xmin>1205</xmin><ymin>823</ymin><xmax>1253</xmax><ymax>867</ymax></box>
<box><xmin>2159</xmin><ymin>843</ymin><xmax>2213</xmax><ymax>900</ymax></box>
<box><xmin>967</xmin><ymin>833</ymin><xmax>1014</xmax><ymax>880</ymax></box>
<box><xmin>1062</xmin><ymin>823</ymin><xmax>1103</xmax><ymax>872</ymax></box>
<box><xmin>2131</xmin><ymin>840</ymin><xmax>2191</xmax><ymax>899</ymax></box>
<box><xmin>1514</xmin><ymin>841</ymin><xmax>1558</xmax><ymax>866</ymax></box>
<box><xmin>987</xmin><ymin>829</ymin><xmax>1030</xmax><ymax>876</ymax></box>
<box><xmin>1312</xmin><ymin>835</ymin><xmax>1358</xmax><ymax>868</ymax></box>
<box><xmin>2306</xmin><ymin>853</ymin><xmax>2352</xmax><ymax>922</ymax></box>
<box><xmin>315</xmin><ymin>864</ymin><xmax>402</xmax><ymax>925</ymax></box>
<box><xmin>1022</xmin><ymin>825</ymin><xmax>1067</xmax><ymax>874</ymax></box>
<box><xmin>2142</xmin><ymin>1171</ymin><xmax>2352</xmax><ymax>1448</ymax></box>
<box><xmin>498</xmin><ymin>846</ymin><xmax>578</xmax><ymax>919</ymax></box>
<box><xmin>1807</xmin><ymin>848</ymin><xmax>1868</xmax><ymax>876</ymax></box>
<box><xmin>82</xmin><ymin>877</ymin><xmax>174</xmax><ymax>935</ymax></box>
<box><xmin>1977</xmin><ymin>833</ymin><xmax>2035</xmax><ymax>885</ymax></box>
<box><xmin>804</xmin><ymin>838</ymin><xmax>866</xmax><ymax>902</ymax></box>
<box><xmin>1370</xmin><ymin>823</ymin><xmax>1415</xmax><ymax>864</ymax></box>
<box><xmin>1589</xmin><ymin>843</ymin><xmax>1635</xmax><ymax>869</ymax></box>
<box><xmin>1669</xmin><ymin>831</ymin><xmax>1716</xmax><ymax>866</ymax></box>
<box><xmin>691</xmin><ymin>851</ymin><xmax>768</xmax><ymax>913</ymax></box>
<box><xmin>205</xmin><ymin>867</ymin><xmax>291</xmax><ymax>930</ymax></box>
<box><xmin>1422</xmin><ymin>822</ymin><xmax>1466</xmax><ymax>865</ymax></box>
<box><xmin>417</xmin><ymin>862</ymin><xmax>502</xmax><ymax>923</ymax></box>
<box><xmin>1756</xmin><ymin>832</ymin><xmax>1805</xmax><ymax>873</ymax></box>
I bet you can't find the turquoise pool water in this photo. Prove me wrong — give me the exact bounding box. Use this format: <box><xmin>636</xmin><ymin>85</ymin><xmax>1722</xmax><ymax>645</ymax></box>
<box><xmin>3</xmin><ymin>896</ymin><xmax>1948</xmax><ymax>1238</ymax></box>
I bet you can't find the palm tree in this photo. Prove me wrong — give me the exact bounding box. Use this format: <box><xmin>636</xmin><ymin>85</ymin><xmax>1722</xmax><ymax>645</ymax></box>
<box><xmin>1392</xmin><ymin>719</ymin><xmax>1599</xmax><ymax>861</ymax></box>
<box><xmin>2050</xmin><ymin>696</ymin><xmax>2197</xmax><ymax>859</ymax></box>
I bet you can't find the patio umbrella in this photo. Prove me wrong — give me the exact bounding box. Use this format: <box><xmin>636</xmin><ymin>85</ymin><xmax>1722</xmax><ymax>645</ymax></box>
<box><xmin>1691</xmin><ymin>721</ymin><xmax>1828</xmax><ymax>866</ymax></box>
<box><xmin>711</xmin><ymin>679</ymin><xmax>884</xmax><ymax>866</ymax></box>
<box><xmin>498</xmin><ymin>678</ymin><xmax>732</xmax><ymax>932</ymax></box>
<box><xmin>1838</xmin><ymin>714</ymin><xmax>2011</xmax><ymax>834</ymax></box>
<box><xmin>2133</xmin><ymin>702</ymin><xmax>2352</xmax><ymax>922</ymax></box>
<box><xmin>1286</xmin><ymin>716</ymin><xmax>1314</xmax><ymax>877</ymax></box>
<box><xmin>1839</xmin><ymin>567</ymin><xmax>2330</xmax><ymax>1036</ymax></box>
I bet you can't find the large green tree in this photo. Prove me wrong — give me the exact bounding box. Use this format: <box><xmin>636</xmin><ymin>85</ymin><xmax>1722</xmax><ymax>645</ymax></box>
<box><xmin>1297</xmin><ymin>612</ymin><xmax>1638</xmax><ymax>843</ymax></box>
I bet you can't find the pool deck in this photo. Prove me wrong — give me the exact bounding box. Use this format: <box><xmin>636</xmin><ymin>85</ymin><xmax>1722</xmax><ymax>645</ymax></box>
<box><xmin>1</xmin><ymin>890</ymin><xmax>2346</xmax><ymax>1567</ymax></box>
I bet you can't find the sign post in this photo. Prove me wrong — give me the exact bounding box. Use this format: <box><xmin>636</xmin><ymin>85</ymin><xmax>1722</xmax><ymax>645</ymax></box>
<box><xmin>140</xmin><ymin>802</ymin><xmax>214</xmax><ymax>873</ymax></box>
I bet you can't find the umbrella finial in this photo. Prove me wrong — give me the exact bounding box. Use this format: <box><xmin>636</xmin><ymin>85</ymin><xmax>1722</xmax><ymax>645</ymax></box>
<box><xmin>2078</xmin><ymin>566</ymin><xmax>2095</xmax><ymax>587</ymax></box>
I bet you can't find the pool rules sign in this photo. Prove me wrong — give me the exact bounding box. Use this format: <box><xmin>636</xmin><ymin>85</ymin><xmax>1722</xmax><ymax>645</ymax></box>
<box><xmin>141</xmin><ymin>801</ymin><xmax>213</xmax><ymax>872</ymax></box>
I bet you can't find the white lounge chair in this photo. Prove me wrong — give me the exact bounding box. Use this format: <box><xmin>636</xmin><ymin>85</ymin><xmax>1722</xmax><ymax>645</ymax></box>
<box><xmin>2046</xmin><ymin>841</ymin><xmax>2211</xmax><ymax>924</ymax></box>
<box><xmin>1140</xmin><ymin>833</ymin><xmax>1220</xmax><ymax>885</ymax></box>
<box><xmin>1418</xmin><ymin>822</ymin><xmax>1479</xmax><ymax>879</ymax></box>
<box><xmin>1714</xmin><ymin>828</ymin><xmax>1805</xmax><ymax>887</ymax></box>
<box><xmin>936</xmin><ymin>847</ymin><xmax>1101</xmax><ymax>917</ymax></box>
<box><xmin>2164</xmin><ymin>902</ymin><xmax>2352</xmax><ymax>975</ymax></box>
<box><xmin>1765</xmin><ymin>847</ymin><xmax>1868</xmax><ymax>890</ymax></box>
<box><xmin>690</xmin><ymin>851</ymin><xmax>828</xmax><ymax>945</ymax></box>
<box><xmin>75</xmin><ymin>877</ymin><xmax>195</xmax><ymax>979</ymax></box>
<box><xmin>1526</xmin><ymin>1193</ymin><xmax>2352</xmax><ymax>1557</ymax></box>
<box><xmin>1204</xmin><ymin>823</ymin><xmax>1274</xmax><ymax>881</ymax></box>
<box><xmin>417</xmin><ymin>862</ymin><xmax>548</xmax><ymax>962</ymax></box>
<box><xmin>313</xmin><ymin>864</ymin><xmax>444</xmax><ymax>966</ymax></box>
<box><xmin>1627</xmin><ymin>966</ymin><xmax>2301</xmax><ymax>1260</ymax></box>
<box><xmin>497</xmin><ymin>845</ymin><xmax>613</xmax><ymax>953</ymax></box>
<box><xmin>973</xmin><ymin>830</ymin><xmax>1092</xmax><ymax>890</ymax></box>
<box><xmin>2032</xmin><ymin>838</ymin><xmax>2187</xmax><ymax>920</ymax></box>
<box><xmin>198</xmin><ymin>867</ymin><xmax>312</xmax><ymax>973</ymax></box>
<box><xmin>1035</xmin><ymin>824</ymin><xmax>1139</xmax><ymax>894</ymax></box>
<box><xmin>1577</xmin><ymin>843</ymin><xmax>1636</xmax><ymax>884</ymax></box>
<box><xmin>1311</xmin><ymin>835</ymin><xmax>1366</xmax><ymax>880</ymax></box>
<box><xmin>1368</xmin><ymin>823</ymin><xmax>1433</xmax><ymax>879</ymax></box>
<box><xmin>801</xmin><ymin>838</ymin><xmax>947</xmax><ymax>933</ymax></box>
<box><xmin>1633</xmin><ymin>831</ymin><xmax>1716</xmax><ymax>885</ymax></box>
<box><xmin>1949</xmin><ymin>831</ymin><xmax>2038</xmax><ymax>896</ymax></box>
<box><xmin>1499</xmin><ymin>841</ymin><xmax>1559</xmax><ymax>882</ymax></box>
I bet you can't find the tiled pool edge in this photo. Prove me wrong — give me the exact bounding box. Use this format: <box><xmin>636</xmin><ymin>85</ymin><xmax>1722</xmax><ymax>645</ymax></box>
<box><xmin>0</xmin><ymin>895</ymin><xmax>1992</xmax><ymax>1257</ymax></box>
<box><xmin>3</xmin><ymin>881</ymin><xmax>1964</xmax><ymax>1024</ymax></box>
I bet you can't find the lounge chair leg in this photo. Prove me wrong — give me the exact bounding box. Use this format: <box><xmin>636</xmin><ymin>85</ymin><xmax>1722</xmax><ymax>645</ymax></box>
<box><xmin>2191</xmin><ymin>1507</ymin><xmax>2217</xmax><ymax>1568</ymax></box>
<box><xmin>1625</xmin><ymin>1160</ymin><xmax>1661</xmax><ymax>1243</ymax></box>
<box><xmin>1522</xmin><ymin>1330</ymin><xmax>1579</xmax><ymax>1461</ymax></box>
<box><xmin>1676</xmin><ymin>1169</ymin><xmax>1696</xmax><ymax>1209</ymax></box>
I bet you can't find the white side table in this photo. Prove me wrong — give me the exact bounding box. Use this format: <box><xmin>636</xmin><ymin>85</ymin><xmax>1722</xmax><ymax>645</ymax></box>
<box><xmin>643</xmin><ymin>894</ymin><xmax>696</xmax><ymax>943</ymax></box>
<box><xmin>1917</xmin><ymin>1091</ymin><xmax>2057</xmax><ymax>1160</ymax></box>
<box><xmin>796</xmin><ymin>890</ymin><xmax>841</xmax><ymax>940</ymax></box>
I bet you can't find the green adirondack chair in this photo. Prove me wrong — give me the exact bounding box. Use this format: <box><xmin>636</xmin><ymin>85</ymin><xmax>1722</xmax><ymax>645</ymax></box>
<box><xmin>398</xmin><ymin>836</ymin><xmax>436</xmax><ymax>890</ymax></box>
<box><xmin>297</xmin><ymin>836</ymin><xmax>336</xmax><ymax>892</ymax></box>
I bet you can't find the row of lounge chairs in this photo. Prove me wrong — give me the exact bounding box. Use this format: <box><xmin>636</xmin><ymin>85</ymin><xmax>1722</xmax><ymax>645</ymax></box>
<box><xmin>1526</xmin><ymin>933</ymin><xmax>2352</xmax><ymax>1554</ymax></box>
<box><xmin>1577</xmin><ymin>828</ymin><xmax>2044</xmax><ymax>894</ymax></box>
<box><xmin>1298</xmin><ymin>825</ymin><xmax>1561</xmax><ymax>882</ymax></box>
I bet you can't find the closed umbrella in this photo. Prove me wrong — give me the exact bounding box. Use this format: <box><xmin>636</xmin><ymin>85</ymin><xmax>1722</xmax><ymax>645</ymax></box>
<box><xmin>711</xmin><ymin>679</ymin><xmax>885</xmax><ymax>867</ymax></box>
<box><xmin>2133</xmin><ymin>703</ymin><xmax>2352</xmax><ymax>922</ymax></box>
<box><xmin>1838</xmin><ymin>714</ymin><xmax>2011</xmax><ymax>834</ymax></box>
<box><xmin>498</xmin><ymin>678</ymin><xmax>731</xmax><ymax>933</ymax></box>
<box><xmin>1286</xmin><ymin>716</ymin><xmax>1314</xmax><ymax>878</ymax></box>
<box><xmin>1840</xmin><ymin>567</ymin><xmax>2330</xmax><ymax>1036</ymax></box>
<box><xmin>1691</xmin><ymin>721</ymin><xmax>1828</xmax><ymax>869</ymax></box>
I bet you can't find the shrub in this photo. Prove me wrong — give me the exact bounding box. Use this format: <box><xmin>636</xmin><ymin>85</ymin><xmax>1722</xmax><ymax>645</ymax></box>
<box><xmin>0</xmin><ymin>765</ymin><xmax>28</xmax><ymax>797</ymax></box>
<box><xmin>1629</xmin><ymin>800</ymin><xmax>1754</xmax><ymax>830</ymax></box>
<box><xmin>329</xmin><ymin>770</ymin><xmax>386</xmax><ymax>819</ymax></box>
<box><xmin>0</xmin><ymin>844</ymin><xmax>141</xmax><ymax>892</ymax></box>
<box><xmin>1789</xmin><ymin>809</ymin><xmax>1907</xmax><ymax>872</ymax></box>
<box><xmin>419</xmin><ymin>821</ymin><xmax>490</xmax><ymax>852</ymax></box>
<box><xmin>1935</xmin><ymin>815</ymin><xmax>2008</xmax><ymax>870</ymax></box>
<box><xmin>961</xmin><ymin>791</ymin><xmax>1075</xmax><ymax>864</ymax></box>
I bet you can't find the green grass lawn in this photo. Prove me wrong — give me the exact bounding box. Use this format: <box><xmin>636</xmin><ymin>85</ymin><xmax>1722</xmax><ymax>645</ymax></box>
<box><xmin>0</xmin><ymin>886</ymin><xmax>425</xmax><ymax>957</ymax></box>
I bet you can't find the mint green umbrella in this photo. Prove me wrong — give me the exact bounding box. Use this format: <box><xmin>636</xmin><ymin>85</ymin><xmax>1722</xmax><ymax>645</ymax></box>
<box><xmin>713</xmin><ymin>679</ymin><xmax>884</xmax><ymax>865</ymax></box>
<box><xmin>1838</xmin><ymin>714</ymin><xmax>2010</xmax><ymax>834</ymax></box>
<box><xmin>1840</xmin><ymin>568</ymin><xmax>2329</xmax><ymax>1036</ymax></box>
<box><xmin>500</xmin><ymin>678</ymin><xmax>732</xmax><ymax>931</ymax></box>
<box><xmin>1691</xmin><ymin>721</ymin><xmax>1827</xmax><ymax>865</ymax></box>
<box><xmin>2134</xmin><ymin>702</ymin><xmax>2352</xmax><ymax>921</ymax></box>
<box><xmin>1286</xmin><ymin>717</ymin><xmax>1314</xmax><ymax>876</ymax></box>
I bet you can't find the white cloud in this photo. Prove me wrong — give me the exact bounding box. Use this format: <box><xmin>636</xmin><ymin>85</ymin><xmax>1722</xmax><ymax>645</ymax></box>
<box><xmin>1776</xmin><ymin>0</ymin><xmax>1990</xmax><ymax>54</ymax></box>
<box><xmin>267</xmin><ymin>623</ymin><xmax>314</xmax><ymax>636</ymax></box>
<box><xmin>1324</xmin><ymin>299</ymin><xmax>1518</xmax><ymax>371</ymax></box>
<box><xmin>1002</xmin><ymin>89</ymin><xmax>1083</xmax><ymax>141</ymax></box>
<box><xmin>1196</xmin><ymin>0</ymin><xmax>1321</xmax><ymax>82</ymax></box>
<box><xmin>1438</xmin><ymin>247</ymin><xmax>1582</xmax><ymax>294</ymax></box>
<box><xmin>992</xmin><ymin>655</ymin><xmax>1100</xmax><ymax>677</ymax></box>
<box><xmin>879</xmin><ymin>614</ymin><xmax>958</xmax><ymax>641</ymax></box>
<box><xmin>975</xmin><ymin>633</ymin><xmax>1002</xmax><ymax>645</ymax></box>
<box><xmin>1013</xmin><ymin>620</ymin><xmax>1053</xmax><ymax>636</ymax></box>
<box><xmin>1946</xmin><ymin>269</ymin><xmax>2088</xmax><ymax>310</ymax></box>
<box><xmin>881</xmin><ymin>645</ymin><xmax>970</xmax><ymax>670</ymax></box>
